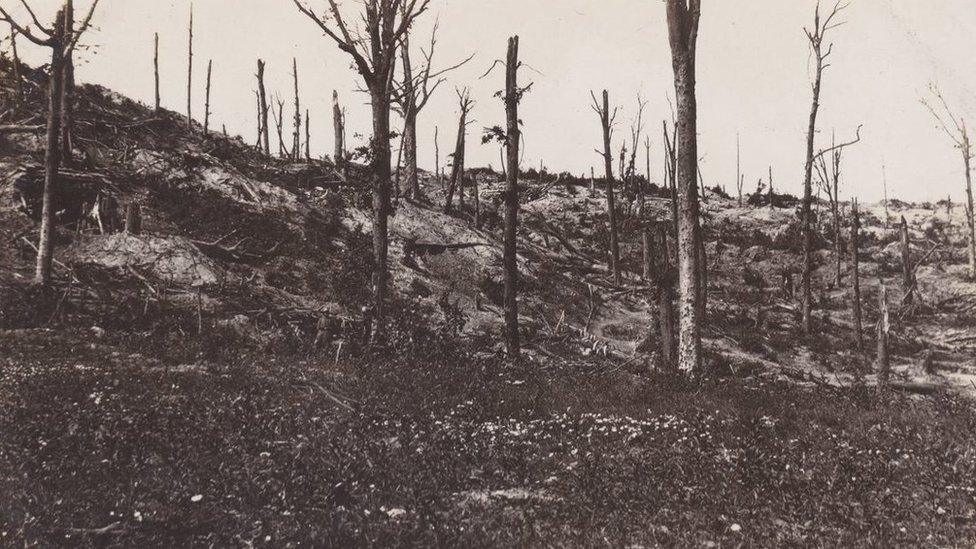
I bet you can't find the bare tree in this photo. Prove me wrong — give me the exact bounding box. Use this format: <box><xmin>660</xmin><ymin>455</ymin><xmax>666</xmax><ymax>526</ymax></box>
<box><xmin>293</xmin><ymin>0</ymin><xmax>432</xmax><ymax>341</ymax></box>
<box><xmin>850</xmin><ymin>198</ymin><xmax>863</xmax><ymax>351</ymax></box>
<box><xmin>502</xmin><ymin>35</ymin><xmax>522</xmax><ymax>357</ymax></box>
<box><xmin>590</xmin><ymin>89</ymin><xmax>622</xmax><ymax>285</ymax></box>
<box><xmin>305</xmin><ymin>109</ymin><xmax>311</xmax><ymax>162</ymax></box>
<box><xmin>257</xmin><ymin>60</ymin><xmax>270</xmax><ymax>155</ymax></box>
<box><xmin>654</xmin><ymin>224</ymin><xmax>677</xmax><ymax>371</ymax></box>
<box><xmin>444</xmin><ymin>88</ymin><xmax>473</xmax><ymax>213</ymax></box>
<box><xmin>627</xmin><ymin>94</ymin><xmax>648</xmax><ymax>203</ymax></box>
<box><xmin>666</xmin><ymin>0</ymin><xmax>703</xmax><ymax>374</ymax></box>
<box><xmin>272</xmin><ymin>95</ymin><xmax>289</xmax><ymax>157</ymax></box>
<box><xmin>186</xmin><ymin>4</ymin><xmax>193</xmax><ymax>130</ymax></box>
<box><xmin>292</xmin><ymin>58</ymin><xmax>301</xmax><ymax>160</ymax></box>
<box><xmin>815</xmin><ymin>129</ymin><xmax>861</xmax><ymax>287</ymax></box>
<box><xmin>332</xmin><ymin>90</ymin><xmax>344</xmax><ymax>169</ymax></box>
<box><xmin>899</xmin><ymin>215</ymin><xmax>915</xmax><ymax>304</ymax></box>
<box><xmin>800</xmin><ymin>0</ymin><xmax>849</xmax><ymax>334</ymax></box>
<box><xmin>153</xmin><ymin>32</ymin><xmax>160</xmax><ymax>112</ymax></box>
<box><xmin>1</xmin><ymin>0</ymin><xmax>100</xmax><ymax>285</ymax></box>
<box><xmin>9</xmin><ymin>24</ymin><xmax>23</xmax><ymax>104</ymax></box>
<box><xmin>922</xmin><ymin>84</ymin><xmax>976</xmax><ymax>279</ymax></box>
<box><xmin>394</xmin><ymin>19</ymin><xmax>472</xmax><ymax>200</ymax></box>
<box><xmin>736</xmin><ymin>132</ymin><xmax>744</xmax><ymax>207</ymax></box>
<box><xmin>203</xmin><ymin>59</ymin><xmax>212</xmax><ymax>133</ymax></box>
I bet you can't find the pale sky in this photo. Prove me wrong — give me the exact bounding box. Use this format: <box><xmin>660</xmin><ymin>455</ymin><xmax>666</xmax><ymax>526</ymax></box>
<box><xmin>7</xmin><ymin>0</ymin><xmax>976</xmax><ymax>201</ymax></box>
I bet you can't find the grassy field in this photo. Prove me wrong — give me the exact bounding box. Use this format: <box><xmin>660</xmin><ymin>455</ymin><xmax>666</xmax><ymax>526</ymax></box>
<box><xmin>2</xmin><ymin>327</ymin><xmax>974</xmax><ymax>547</ymax></box>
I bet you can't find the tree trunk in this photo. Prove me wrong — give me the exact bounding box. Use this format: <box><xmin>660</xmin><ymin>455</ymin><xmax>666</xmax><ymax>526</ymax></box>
<box><xmin>203</xmin><ymin>59</ymin><xmax>212</xmax><ymax>133</ymax></box>
<box><xmin>656</xmin><ymin>225</ymin><xmax>676</xmax><ymax>371</ymax></box>
<box><xmin>598</xmin><ymin>90</ymin><xmax>621</xmax><ymax>286</ymax></box>
<box><xmin>186</xmin><ymin>5</ymin><xmax>193</xmax><ymax>131</ymax></box>
<box><xmin>642</xmin><ymin>227</ymin><xmax>653</xmax><ymax>281</ymax></box>
<box><xmin>35</xmin><ymin>11</ymin><xmax>66</xmax><ymax>286</ymax></box>
<box><xmin>60</xmin><ymin>0</ymin><xmax>75</xmax><ymax>167</ymax></box>
<box><xmin>964</xmin><ymin>139</ymin><xmax>976</xmax><ymax>279</ymax></box>
<box><xmin>125</xmin><ymin>203</ymin><xmax>142</xmax><ymax>235</ymax></box>
<box><xmin>851</xmin><ymin>200</ymin><xmax>864</xmax><ymax>351</ymax></box>
<box><xmin>833</xmin><ymin>197</ymin><xmax>842</xmax><ymax>287</ymax></box>
<box><xmin>305</xmin><ymin>109</ymin><xmax>311</xmax><ymax>162</ymax></box>
<box><xmin>292</xmin><ymin>58</ymin><xmax>301</xmax><ymax>160</ymax></box>
<box><xmin>10</xmin><ymin>26</ymin><xmax>23</xmax><ymax>104</ymax></box>
<box><xmin>333</xmin><ymin>90</ymin><xmax>344</xmax><ymax>170</ymax></box>
<box><xmin>801</xmin><ymin>56</ymin><xmax>823</xmax><ymax>335</ymax></box>
<box><xmin>900</xmin><ymin>215</ymin><xmax>914</xmax><ymax>303</ymax></box>
<box><xmin>369</xmin><ymin>88</ymin><xmax>392</xmax><ymax>343</ymax></box>
<box><xmin>257</xmin><ymin>61</ymin><xmax>270</xmax><ymax>155</ymax></box>
<box><xmin>877</xmin><ymin>280</ymin><xmax>890</xmax><ymax>390</ymax></box>
<box><xmin>444</xmin><ymin>106</ymin><xmax>467</xmax><ymax>213</ymax></box>
<box><xmin>153</xmin><ymin>32</ymin><xmax>160</xmax><ymax>112</ymax></box>
<box><xmin>403</xmin><ymin>111</ymin><xmax>419</xmax><ymax>199</ymax></box>
<box><xmin>503</xmin><ymin>36</ymin><xmax>521</xmax><ymax>357</ymax></box>
<box><xmin>667</xmin><ymin>0</ymin><xmax>703</xmax><ymax>375</ymax></box>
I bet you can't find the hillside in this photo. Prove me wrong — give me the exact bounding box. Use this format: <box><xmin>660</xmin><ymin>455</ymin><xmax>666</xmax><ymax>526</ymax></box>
<box><xmin>2</xmin><ymin>65</ymin><xmax>976</xmax><ymax>546</ymax></box>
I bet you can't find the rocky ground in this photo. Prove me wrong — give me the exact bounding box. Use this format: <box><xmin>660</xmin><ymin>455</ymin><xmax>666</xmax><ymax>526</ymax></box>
<box><xmin>1</xmin><ymin>62</ymin><xmax>975</xmax><ymax>546</ymax></box>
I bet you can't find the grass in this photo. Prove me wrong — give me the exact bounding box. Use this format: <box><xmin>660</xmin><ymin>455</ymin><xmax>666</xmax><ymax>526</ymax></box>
<box><xmin>1</xmin><ymin>326</ymin><xmax>974</xmax><ymax>547</ymax></box>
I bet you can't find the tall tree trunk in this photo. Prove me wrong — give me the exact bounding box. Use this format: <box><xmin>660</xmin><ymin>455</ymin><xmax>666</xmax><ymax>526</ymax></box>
<box><xmin>736</xmin><ymin>132</ymin><xmax>742</xmax><ymax>207</ymax></box>
<box><xmin>35</xmin><ymin>11</ymin><xmax>66</xmax><ymax>286</ymax></box>
<box><xmin>833</xmin><ymin>197</ymin><xmax>842</xmax><ymax>287</ymax></box>
<box><xmin>369</xmin><ymin>88</ymin><xmax>392</xmax><ymax>343</ymax></box>
<box><xmin>333</xmin><ymin>90</ymin><xmax>344</xmax><ymax>170</ymax></box>
<box><xmin>203</xmin><ymin>59</ymin><xmax>212</xmax><ymax>133</ymax></box>
<box><xmin>851</xmin><ymin>200</ymin><xmax>864</xmax><ymax>351</ymax></box>
<box><xmin>153</xmin><ymin>32</ymin><xmax>160</xmax><ymax>112</ymax></box>
<box><xmin>964</xmin><ymin>138</ymin><xmax>976</xmax><ymax>279</ymax></box>
<box><xmin>434</xmin><ymin>126</ymin><xmax>440</xmax><ymax>184</ymax></box>
<box><xmin>257</xmin><ymin>61</ymin><xmax>270</xmax><ymax>155</ymax></box>
<box><xmin>801</xmin><ymin>62</ymin><xmax>822</xmax><ymax>334</ymax></box>
<box><xmin>305</xmin><ymin>109</ymin><xmax>311</xmax><ymax>162</ymax></box>
<box><xmin>667</xmin><ymin>0</ymin><xmax>703</xmax><ymax>375</ymax></box>
<box><xmin>60</xmin><ymin>0</ymin><xmax>74</xmax><ymax>167</ymax></box>
<box><xmin>597</xmin><ymin>90</ymin><xmax>621</xmax><ymax>286</ymax></box>
<box><xmin>444</xmin><ymin>105</ymin><xmax>467</xmax><ymax>213</ymax></box>
<box><xmin>642</xmin><ymin>227</ymin><xmax>653</xmax><ymax>281</ymax></box>
<box><xmin>292</xmin><ymin>58</ymin><xmax>301</xmax><ymax>160</ymax></box>
<box><xmin>186</xmin><ymin>5</ymin><xmax>193</xmax><ymax>131</ymax></box>
<box><xmin>503</xmin><ymin>36</ymin><xmax>521</xmax><ymax>357</ymax></box>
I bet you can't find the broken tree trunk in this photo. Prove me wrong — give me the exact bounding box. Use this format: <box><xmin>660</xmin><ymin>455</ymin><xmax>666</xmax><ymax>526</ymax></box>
<box><xmin>877</xmin><ymin>280</ymin><xmax>890</xmax><ymax>391</ymax></box>
<box><xmin>35</xmin><ymin>10</ymin><xmax>67</xmax><ymax>285</ymax></box>
<box><xmin>186</xmin><ymin>4</ymin><xmax>193</xmax><ymax>131</ymax></box>
<box><xmin>444</xmin><ymin>90</ymin><xmax>471</xmax><ymax>213</ymax></box>
<box><xmin>851</xmin><ymin>199</ymin><xmax>864</xmax><ymax>351</ymax></box>
<box><xmin>964</xmin><ymin>133</ymin><xmax>976</xmax><ymax>279</ymax></box>
<box><xmin>292</xmin><ymin>58</ymin><xmax>301</xmax><ymax>160</ymax></box>
<box><xmin>203</xmin><ymin>59</ymin><xmax>212</xmax><ymax>133</ymax></box>
<box><xmin>593</xmin><ymin>89</ymin><xmax>621</xmax><ymax>286</ymax></box>
<box><xmin>305</xmin><ymin>109</ymin><xmax>310</xmax><ymax>162</ymax></box>
<box><xmin>332</xmin><ymin>90</ymin><xmax>344</xmax><ymax>171</ymax></box>
<box><xmin>257</xmin><ymin>61</ymin><xmax>270</xmax><ymax>155</ymax></box>
<box><xmin>667</xmin><ymin>0</ymin><xmax>704</xmax><ymax>374</ymax></box>
<box><xmin>10</xmin><ymin>25</ymin><xmax>23</xmax><ymax>104</ymax></box>
<box><xmin>153</xmin><ymin>32</ymin><xmax>160</xmax><ymax>112</ymax></box>
<box><xmin>900</xmin><ymin>215</ymin><xmax>915</xmax><ymax>304</ymax></box>
<box><xmin>503</xmin><ymin>36</ymin><xmax>521</xmax><ymax>357</ymax></box>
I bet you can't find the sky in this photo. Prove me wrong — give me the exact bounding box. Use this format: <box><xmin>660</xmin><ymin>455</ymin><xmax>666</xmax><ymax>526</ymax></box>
<box><xmin>6</xmin><ymin>0</ymin><xmax>976</xmax><ymax>202</ymax></box>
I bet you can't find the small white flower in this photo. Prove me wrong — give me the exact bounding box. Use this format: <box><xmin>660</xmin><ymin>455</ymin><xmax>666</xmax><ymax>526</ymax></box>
<box><xmin>730</xmin><ymin>523</ymin><xmax>742</xmax><ymax>533</ymax></box>
<box><xmin>190</xmin><ymin>494</ymin><xmax>203</xmax><ymax>503</ymax></box>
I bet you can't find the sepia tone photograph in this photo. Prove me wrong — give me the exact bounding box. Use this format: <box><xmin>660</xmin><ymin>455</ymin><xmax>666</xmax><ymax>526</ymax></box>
<box><xmin>1</xmin><ymin>0</ymin><xmax>975</xmax><ymax>546</ymax></box>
